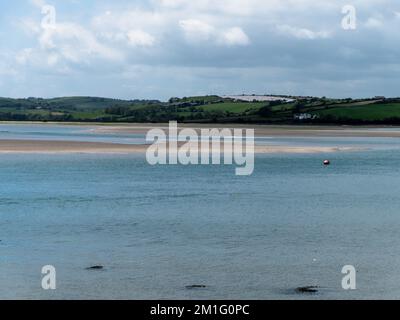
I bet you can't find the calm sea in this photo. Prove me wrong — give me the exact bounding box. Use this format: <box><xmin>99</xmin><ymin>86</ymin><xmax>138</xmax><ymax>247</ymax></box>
<box><xmin>1</xmin><ymin>124</ymin><xmax>400</xmax><ymax>299</ymax></box>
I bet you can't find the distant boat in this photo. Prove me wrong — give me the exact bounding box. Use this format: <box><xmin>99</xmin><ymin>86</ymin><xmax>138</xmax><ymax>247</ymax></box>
<box><xmin>323</xmin><ymin>160</ymin><xmax>330</xmax><ymax>166</ymax></box>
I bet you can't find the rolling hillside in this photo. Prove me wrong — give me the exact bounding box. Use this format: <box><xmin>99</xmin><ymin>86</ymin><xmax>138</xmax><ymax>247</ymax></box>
<box><xmin>0</xmin><ymin>95</ymin><xmax>399</xmax><ymax>124</ymax></box>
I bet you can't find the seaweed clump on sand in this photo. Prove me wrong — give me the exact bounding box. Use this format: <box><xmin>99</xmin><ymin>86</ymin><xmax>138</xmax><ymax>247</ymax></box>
<box><xmin>185</xmin><ymin>285</ymin><xmax>207</xmax><ymax>290</ymax></box>
<box><xmin>295</xmin><ymin>286</ymin><xmax>319</xmax><ymax>294</ymax></box>
<box><xmin>86</xmin><ymin>265</ymin><xmax>104</xmax><ymax>270</ymax></box>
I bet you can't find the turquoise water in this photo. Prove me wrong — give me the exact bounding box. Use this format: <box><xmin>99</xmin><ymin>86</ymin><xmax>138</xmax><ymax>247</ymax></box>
<box><xmin>1</xmin><ymin>124</ymin><xmax>400</xmax><ymax>299</ymax></box>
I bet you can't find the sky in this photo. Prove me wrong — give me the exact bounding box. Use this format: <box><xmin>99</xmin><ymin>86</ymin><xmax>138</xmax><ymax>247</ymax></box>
<box><xmin>0</xmin><ymin>0</ymin><xmax>400</xmax><ymax>101</ymax></box>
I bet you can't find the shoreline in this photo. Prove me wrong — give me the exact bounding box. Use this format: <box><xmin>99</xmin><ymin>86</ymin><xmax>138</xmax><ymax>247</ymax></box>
<box><xmin>90</xmin><ymin>124</ymin><xmax>400</xmax><ymax>138</ymax></box>
<box><xmin>0</xmin><ymin>139</ymin><xmax>366</xmax><ymax>154</ymax></box>
<box><xmin>2</xmin><ymin>121</ymin><xmax>400</xmax><ymax>137</ymax></box>
<box><xmin>0</xmin><ymin>123</ymin><xmax>395</xmax><ymax>154</ymax></box>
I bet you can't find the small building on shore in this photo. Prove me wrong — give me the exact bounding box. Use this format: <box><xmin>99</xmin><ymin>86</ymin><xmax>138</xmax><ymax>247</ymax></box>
<box><xmin>294</xmin><ymin>113</ymin><xmax>318</xmax><ymax>121</ymax></box>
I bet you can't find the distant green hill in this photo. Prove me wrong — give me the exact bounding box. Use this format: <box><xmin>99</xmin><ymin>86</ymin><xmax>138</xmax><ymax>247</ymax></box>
<box><xmin>0</xmin><ymin>95</ymin><xmax>400</xmax><ymax>124</ymax></box>
<box><xmin>0</xmin><ymin>96</ymin><xmax>159</xmax><ymax>121</ymax></box>
<box><xmin>0</xmin><ymin>96</ymin><xmax>155</xmax><ymax>110</ymax></box>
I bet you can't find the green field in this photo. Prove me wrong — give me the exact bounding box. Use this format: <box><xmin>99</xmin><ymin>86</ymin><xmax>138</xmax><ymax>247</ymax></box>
<box><xmin>0</xmin><ymin>95</ymin><xmax>399</xmax><ymax>124</ymax></box>
<box><xmin>314</xmin><ymin>103</ymin><xmax>400</xmax><ymax>120</ymax></box>
<box><xmin>200</xmin><ymin>102</ymin><xmax>265</xmax><ymax>113</ymax></box>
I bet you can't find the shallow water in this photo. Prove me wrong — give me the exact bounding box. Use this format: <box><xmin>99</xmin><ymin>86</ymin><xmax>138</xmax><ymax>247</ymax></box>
<box><xmin>0</xmin><ymin>123</ymin><xmax>146</xmax><ymax>145</ymax></box>
<box><xmin>1</xmin><ymin>124</ymin><xmax>400</xmax><ymax>299</ymax></box>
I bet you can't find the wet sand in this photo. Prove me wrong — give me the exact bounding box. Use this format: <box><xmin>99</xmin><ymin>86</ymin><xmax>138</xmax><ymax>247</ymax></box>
<box><xmin>2</xmin><ymin>122</ymin><xmax>400</xmax><ymax>137</ymax></box>
<box><xmin>0</xmin><ymin>140</ymin><xmax>147</xmax><ymax>154</ymax></box>
<box><xmin>87</xmin><ymin>123</ymin><xmax>400</xmax><ymax>138</ymax></box>
<box><xmin>0</xmin><ymin>139</ymin><xmax>363</xmax><ymax>154</ymax></box>
<box><xmin>0</xmin><ymin>123</ymin><xmax>396</xmax><ymax>154</ymax></box>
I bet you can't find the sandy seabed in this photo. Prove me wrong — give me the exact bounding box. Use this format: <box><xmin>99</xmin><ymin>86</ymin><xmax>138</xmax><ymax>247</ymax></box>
<box><xmin>0</xmin><ymin>139</ymin><xmax>363</xmax><ymax>154</ymax></box>
<box><xmin>88</xmin><ymin>123</ymin><xmax>400</xmax><ymax>138</ymax></box>
<box><xmin>0</xmin><ymin>123</ymin><xmax>395</xmax><ymax>154</ymax></box>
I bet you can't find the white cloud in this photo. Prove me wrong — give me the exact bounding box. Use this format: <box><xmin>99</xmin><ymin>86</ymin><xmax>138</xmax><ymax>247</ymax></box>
<box><xmin>365</xmin><ymin>17</ymin><xmax>384</xmax><ymax>28</ymax></box>
<box><xmin>29</xmin><ymin>0</ymin><xmax>46</xmax><ymax>8</ymax></box>
<box><xmin>157</xmin><ymin>0</ymin><xmax>187</xmax><ymax>8</ymax></box>
<box><xmin>156</xmin><ymin>0</ymin><xmax>338</xmax><ymax>18</ymax></box>
<box><xmin>220</xmin><ymin>27</ymin><xmax>250</xmax><ymax>46</ymax></box>
<box><xmin>127</xmin><ymin>30</ymin><xmax>156</xmax><ymax>47</ymax></box>
<box><xmin>40</xmin><ymin>23</ymin><xmax>123</xmax><ymax>62</ymax></box>
<box><xmin>7</xmin><ymin>0</ymin><xmax>400</xmax><ymax>99</ymax></box>
<box><xmin>20</xmin><ymin>15</ymin><xmax>124</xmax><ymax>68</ymax></box>
<box><xmin>179</xmin><ymin>19</ymin><xmax>250</xmax><ymax>46</ymax></box>
<box><xmin>91</xmin><ymin>10</ymin><xmax>164</xmax><ymax>49</ymax></box>
<box><xmin>277</xmin><ymin>25</ymin><xmax>330</xmax><ymax>40</ymax></box>
<box><xmin>179</xmin><ymin>19</ymin><xmax>215</xmax><ymax>42</ymax></box>
<box><xmin>92</xmin><ymin>10</ymin><xmax>166</xmax><ymax>34</ymax></box>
